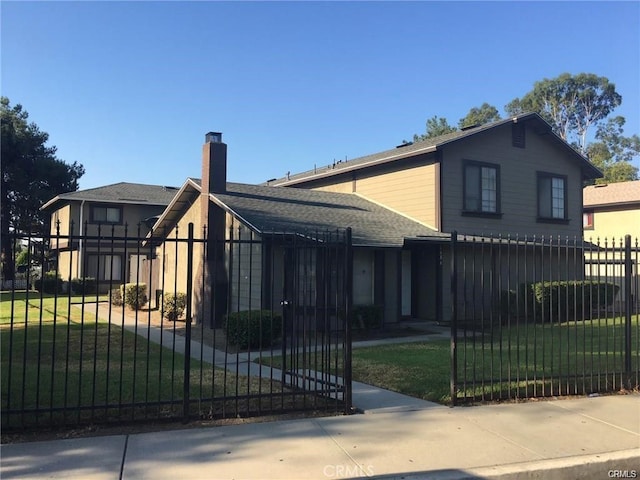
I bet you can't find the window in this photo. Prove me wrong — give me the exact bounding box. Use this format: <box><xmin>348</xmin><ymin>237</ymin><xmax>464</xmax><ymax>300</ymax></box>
<box><xmin>583</xmin><ymin>211</ymin><xmax>594</xmax><ymax>229</ymax></box>
<box><xmin>537</xmin><ymin>173</ymin><xmax>568</xmax><ymax>221</ymax></box>
<box><xmin>463</xmin><ymin>161</ymin><xmax>500</xmax><ymax>215</ymax></box>
<box><xmin>90</xmin><ymin>205</ymin><xmax>122</xmax><ymax>224</ymax></box>
<box><xmin>87</xmin><ymin>254</ymin><xmax>122</xmax><ymax>281</ymax></box>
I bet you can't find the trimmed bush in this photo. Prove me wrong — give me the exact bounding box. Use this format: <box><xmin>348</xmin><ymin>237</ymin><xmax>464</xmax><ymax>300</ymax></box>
<box><xmin>501</xmin><ymin>280</ymin><xmax>620</xmax><ymax>322</ymax></box>
<box><xmin>224</xmin><ymin>310</ymin><xmax>282</xmax><ymax>349</ymax></box>
<box><xmin>71</xmin><ymin>277</ymin><xmax>97</xmax><ymax>295</ymax></box>
<box><xmin>110</xmin><ymin>288</ymin><xmax>123</xmax><ymax>306</ymax></box>
<box><xmin>35</xmin><ymin>271</ymin><xmax>62</xmax><ymax>294</ymax></box>
<box><xmin>162</xmin><ymin>292</ymin><xmax>187</xmax><ymax>321</ymax></box>
<box><xmin>121</xmin><ymin>283</ymin><xmax>147</xmax><ymax>310</ymax></box>
<box><xmin>350</xmin><ymin>305</ymin><xmax>384</xmax><ymax>329</ymax></box>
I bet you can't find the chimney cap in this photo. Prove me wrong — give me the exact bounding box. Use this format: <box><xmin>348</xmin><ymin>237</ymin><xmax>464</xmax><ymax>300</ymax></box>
<box><xmin>205</xmin><ymin>132</ymin><xmax>223</xmax><ymax>143</ymax></box>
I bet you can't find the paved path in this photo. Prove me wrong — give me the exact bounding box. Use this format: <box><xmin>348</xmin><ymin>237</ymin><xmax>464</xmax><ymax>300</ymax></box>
<box><xmin>2</xmin><ymin>394</ymin><xmax>638</xmax><ymax>479</ymax></box>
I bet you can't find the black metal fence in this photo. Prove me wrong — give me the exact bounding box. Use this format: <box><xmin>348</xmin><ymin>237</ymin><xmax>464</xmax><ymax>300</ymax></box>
<box><xmin>450</xmin><ymin>233</ymin><xmax>640</xmax><ymax>404</ymax></box>
<box><xmin>1</xmin><ymin>223</ymin><xmax>353</xmax><ymax>431</ymax></box>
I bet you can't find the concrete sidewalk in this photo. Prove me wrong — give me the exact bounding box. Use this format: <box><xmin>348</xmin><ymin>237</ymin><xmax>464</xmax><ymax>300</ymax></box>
<box><xmin>2</xmin><ymin>391</ymin><xmax>638</xmax><ymax>479</ymax></box>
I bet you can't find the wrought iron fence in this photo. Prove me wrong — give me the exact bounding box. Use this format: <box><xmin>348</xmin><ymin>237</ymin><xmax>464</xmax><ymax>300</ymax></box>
<box><xmin>1</xmin><ymin>223</ymin><xmax>353</xmax><ymax>431</ymax></box>
<box><xmin>450</xmin><ymin>233</ymin><xmax>640</xmax><ymax>404</ymax></box>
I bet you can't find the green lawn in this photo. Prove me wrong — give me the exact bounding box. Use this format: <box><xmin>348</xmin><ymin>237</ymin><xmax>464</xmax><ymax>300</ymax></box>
<box><xmin>0</xmin><ymin>290</ymin><xmax>108</xmax><ymax>325</ymax></box>
<box><xmin>262</xmin><ymin>315</ymin><xmax>639</xmax><ymax>405</ymax></box>
<box><xmin>1</xmin><ymin>292</ymin><xmax>316</xmax><ymax>430</ymax></box>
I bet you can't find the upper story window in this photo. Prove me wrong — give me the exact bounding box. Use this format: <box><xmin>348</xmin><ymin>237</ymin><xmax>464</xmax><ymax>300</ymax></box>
<box><xmin>463</xmin><ymin>160</ymin><xmax>500</xmax><ymax>216</ymax></box>
<box><xmin>537</xmin><ymin>172</ymin><xmax>568</xmax><ymax>222</ymax></box>
<box><xmin>583</xmin><ymin>211</ymin><xmax>594</xmax><ymax>230</ymax></box>
<box><xmin>90</xmin><ymin>204</ymin><xmax>122</xmax><ymax>224</ymax></box>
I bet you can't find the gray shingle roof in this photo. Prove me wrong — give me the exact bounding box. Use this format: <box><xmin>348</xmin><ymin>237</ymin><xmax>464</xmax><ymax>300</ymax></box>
<box><xmin>157</xmin><ymin>179</ymin><xmax>445</xmax><ymax>247</ymax></box>
<box><xmin>41</xmin><ymin>182</ymin><xmax>180</xmax><ymax>210</ymax></box>
<box><xmin>269</xmin><ymin>113</ymin><xmax>600</xmax><ymax>186</ymax></box>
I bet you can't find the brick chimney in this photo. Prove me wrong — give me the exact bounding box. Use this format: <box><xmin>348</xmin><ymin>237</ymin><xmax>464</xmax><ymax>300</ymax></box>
<box><xmin>198</xmin><ymin>131</ymin><xmax>228</xmax><ymax>328</ymax></box>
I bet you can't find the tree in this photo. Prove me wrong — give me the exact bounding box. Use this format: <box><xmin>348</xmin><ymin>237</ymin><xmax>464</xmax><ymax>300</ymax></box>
<box><xmin>458</xmin><ymin>103</ymin><xmax>501</xmax><ymax>129</ymax></box>
<box><xmin>413</xmin><ymin>115</ymin><xmax>457</xmax><ymax>142</ymax></box>
<box><xmin>1</xmin><ymin>97</ymin><xmax>85</xmax><ymax>281</ymax></box>
<box><xmin>505</xmin><ymin>73</ymin><xmax>622</xmax><ymax>153</ymax></box>
<box><xmin>586</xmin><ymin>116</ymin><xmax>639</xmax><ymax>184</ymax></box>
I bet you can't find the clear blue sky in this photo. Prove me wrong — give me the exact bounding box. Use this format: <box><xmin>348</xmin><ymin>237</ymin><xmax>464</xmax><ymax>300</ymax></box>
<box><xmin>2</xmin><ymin>1</ymin><xmax>639</xmax><ymax>190</ymax></box>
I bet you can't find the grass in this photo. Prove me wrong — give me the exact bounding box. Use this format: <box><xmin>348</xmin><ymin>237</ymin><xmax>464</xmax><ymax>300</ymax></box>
<box><xmin>1</xmin><ymin>291</ymin><xmax>338</xmax><ymax>431</ymax></box>
<box><xmin>263</xmin><ymin>315</ymin><xmax>639</xmax><ymax>405</ymax></box>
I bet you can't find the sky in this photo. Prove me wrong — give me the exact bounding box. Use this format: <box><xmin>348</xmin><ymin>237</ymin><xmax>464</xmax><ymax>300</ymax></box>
<box><xmin>2</xmin><ymin>1</ymin><xmax>639</xmax><ymax>191</ymax></box>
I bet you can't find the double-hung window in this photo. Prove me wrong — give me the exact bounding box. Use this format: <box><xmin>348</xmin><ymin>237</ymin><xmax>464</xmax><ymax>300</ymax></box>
<box><xmin>537</xmin><ymin>173</ymin><xmax>567</xmax><ymax>221</ymax></box>
<box><xmin>463</xmin><ymin>160</ymin><xmax>500</xmax><ymax>215</ymax></box>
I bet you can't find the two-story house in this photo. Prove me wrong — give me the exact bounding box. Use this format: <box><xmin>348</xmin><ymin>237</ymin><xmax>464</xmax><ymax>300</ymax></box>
<box><xmin>41</xmin><ymin>182</ymin><xmax>179</xmax><ymax>291</ymax></box>
<box><xmin>152</xmin><ymin>113</ymin><xmax>601</xmax><ymax>328</ymax></box>
<box><xmin>270</xmin><ymin>112</ymin><xmax>602</xmax><ymax>322</ymax></box>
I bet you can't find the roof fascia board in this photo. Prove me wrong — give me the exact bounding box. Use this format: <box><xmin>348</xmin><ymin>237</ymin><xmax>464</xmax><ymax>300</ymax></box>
<box><xmin>147</xmin><ymin>178</ymin><xmax>201</xmax><ymax>237</ymax></box>
<box><xmin>274</xmin><ymin>145</ymin><xmax>437</xmax><ymax>186</ymax></box>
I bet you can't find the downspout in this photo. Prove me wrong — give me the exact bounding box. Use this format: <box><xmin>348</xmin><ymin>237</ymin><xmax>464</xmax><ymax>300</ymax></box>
<box><xmin>77</xmin><ymin>200</ymin><xmax>85</xmax><ymax>278</ymax></box>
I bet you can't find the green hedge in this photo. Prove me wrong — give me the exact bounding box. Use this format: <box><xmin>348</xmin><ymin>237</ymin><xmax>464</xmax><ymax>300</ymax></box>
<box><xmin>121</xmin><ymin>283</ymin><xmax>147</xmax><ymax>310</ymax></box>
<box><xmin>224</xmin><ymin>310</ymin><xmax>282</xmax><ymax>349</ymax></box>
<box><xmin>162</xmin><ymin>292</ymin><xmax>187</xmax><ymax>321</ymax></box>
<box><xmin>35</xmin><ymin>272</ymin><xmax>63</xmax><ymax>294</ymax></box>
<box><xmin>71</xmin><ymin>277</ymin><xmax>97</xmax><ymax>295</ymax></box>
<box><xmin>110</xmin><ymin>288</ymin><xmax>123</xmax><ymax>306</ymax></box>
<box><xmin>350</xmin><ymin>305</ymin><xmax>384</xmax><ymax>329</ymax></box>
<box><xmin>501</xmin><ymin>280</ymin><xmax>620</xmax><ymax>322</ymax></box>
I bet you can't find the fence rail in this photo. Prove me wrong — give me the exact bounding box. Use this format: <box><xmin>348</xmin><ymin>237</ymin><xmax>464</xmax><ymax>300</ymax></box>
<box><xmin>1</xmin><ymin>223</ymin><xmax>353</xmax><ymax>431</ymax></box>
<box><xmin>450</xmin><ymin>233</ymin><xmax>639</xmax><ymax>404</ymax></box>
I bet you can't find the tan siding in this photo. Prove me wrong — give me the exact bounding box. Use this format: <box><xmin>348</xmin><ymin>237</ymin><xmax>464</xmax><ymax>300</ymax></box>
<box><xmin>159</xmin><ymin>200</ymin><xmax>203</xmax><ymax>297</ymax></box>
<box><xmin>227</xmin><ymin>215</ymin><xmax>263</xmax><ymax>312</ymax></box>
<box><xmin>313</xmin><ymin>181</ymin><xmax>353</xmax><ymax>194</ymax></box>
<box><xmin>441</xmin><ymin>123</ymin><xmax>585</xmax><ymax>237</ymax></box>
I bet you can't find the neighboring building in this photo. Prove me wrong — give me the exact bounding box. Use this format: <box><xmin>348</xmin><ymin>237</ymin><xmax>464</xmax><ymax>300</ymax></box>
<box><xmin>41</xmin><ymin>182</ymin><xmax>179</xmax><ymax>290</ymax></box>
<box><xmin>152</xmin><ymin>115</ymin><xmax>602</xmax><ymax>327</ymax></box>
<box><xmin>583</xmin><ymin>180</ymin><xmax>640</xmax><ymax>241</ymax></box>
<box><xmin>583</xmin><ymin>180</ymin><xmax>640</xmax><ymax>312</ymax></box>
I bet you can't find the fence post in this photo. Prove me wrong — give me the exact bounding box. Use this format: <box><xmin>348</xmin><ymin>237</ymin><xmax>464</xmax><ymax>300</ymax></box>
<box><xmin>343</xmin><ymin>228</ymin><xmax>353</xmax><ymax>414</ymax></box>
<box><xmin>624</xmin><ymin>234</ymin><xmax>632</xmax><ymax>374</ymax></box>
<box><xmin>450</xmin><ymin>231</ymin><xmax>458</xmax><ymax>406</ymax></box>
<box><xmin>183</xmin><ymin>223</ymin><xmax>194</xmax><ymax>423</ymax></box>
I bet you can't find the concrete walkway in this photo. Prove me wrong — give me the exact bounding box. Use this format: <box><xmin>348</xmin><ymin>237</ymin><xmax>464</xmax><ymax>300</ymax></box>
<box><xmin>2</xmin><ymin>308</ymin><xmax>639</xmax><ymax>479</ymax></box>
<box><xmin>1</xmin><ymin>392</ymin><xmax>638</xmax><ymax>479</ymax></box>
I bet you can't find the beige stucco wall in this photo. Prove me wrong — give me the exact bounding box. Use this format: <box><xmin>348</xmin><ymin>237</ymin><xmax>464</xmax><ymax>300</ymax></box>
<box><xmin>440</xmin><ymin>123</ymin><xmax>586</xmax><ymax>238</ymax></box>
<box><xmin>584</xmin><ymin>205</ymin><xmax>640</xmax><ymax>243</ymax></box>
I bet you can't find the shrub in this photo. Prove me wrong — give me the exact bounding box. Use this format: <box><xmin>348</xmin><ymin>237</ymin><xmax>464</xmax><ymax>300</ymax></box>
<box><xmin>501</xmin><ymin>281</ymin><xmax>620</xmax><ymax>322</ymax></box>
<box><xmin>224</xmin><ymin>310</ymin><xmax>282</xmax><ymax>349</ymax></box>
<box><xmin>71</xmin><ymin>277</ymin><xmax>97</xmax><ymax>295</ymax></box>
<box><xmin>350</xmin><ymin>305</ymin><xmax>383</xmax><ymax>329</ymax></box>
<box><xmin>532</xmin><ymin>280</ymin><xmax>619</xmax><ymax>321</ymax></box>
<box><xmin>162</xmin><ymin>292</ymin><xmax>187</xmax><ymax>321</ymax></box>
<box><xmin>121</xmin><ymin>283</ymin><xmax>147</xmax><ymax>310</ymax></box>
<box><xmin>35</xmin><ymin>271</ymin><xmax>62</xmax><ymax>294</ymax></box>
<box><xmin>110</xmin><ymin>288</ymin><xmax>123</xmax><ymax>306</ymax></box>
